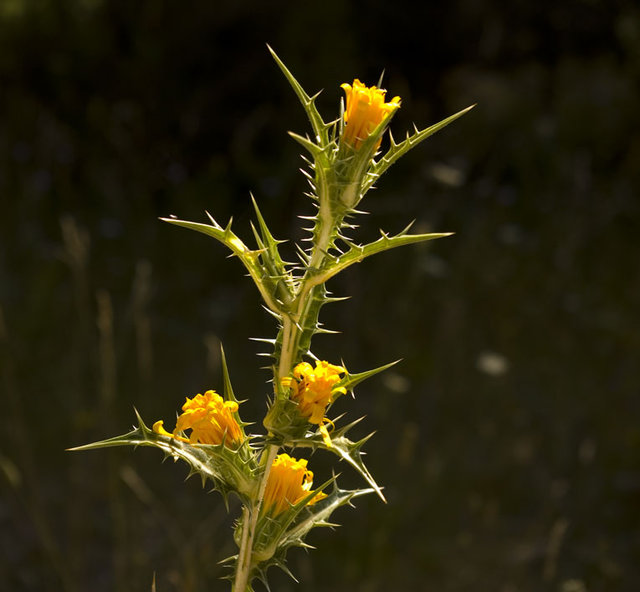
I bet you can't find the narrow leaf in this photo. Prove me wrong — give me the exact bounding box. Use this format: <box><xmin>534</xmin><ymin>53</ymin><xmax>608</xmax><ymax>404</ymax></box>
<box><xmin>250</xmin><ymin>479</ymin><xmax>373</xmax><ymax>583</ymax></box>
<box><xmin>220</xmin><ymin>344</ymin><xmax>238</xmax><ymax>405</ymax></box>
<box><xmin>279</xmin><ymin>482</ymin><xmax>372</xmax><ymax>549</ymax></box>
<box><xmin>161</xmin><ymin>216</ymin><xmax>285</xmax><ymax>315</ymax></box>
<box><xmin>366</xmin><ymin>104</ymin><xmax>475</xmax><ymax>192</ymax></box>
<box><xmin>267</xmin><ymin>45</ymin><xmax>328</xmax><ymax>145</ymax></box>
<box><xmin>307</xmin><ymin>230</ymin><xmax>453</xmax><ymax>288</ymax></box>
<box><xmin>288</xmin><ymin>429</ymin><xmax>385</xmax><ymax>501</ymax></box>
<box><xmin>287</xmin><ymin>132</ymin><xmax>322</xmax><ymax>157</ymax></box>
<box><xmin>336</xmin><ymin>359</ymin><xmax>401</xmax><ymax>396</ymax></box>
<box><xmin>70</xmin><ymin>410</ymin><xmax>257</xmax><ymax>500</ymax></box>
<box><xmin>250</xmin><ymin>196</ymin><xmax>294</xmax><ymax>306</ymax></box>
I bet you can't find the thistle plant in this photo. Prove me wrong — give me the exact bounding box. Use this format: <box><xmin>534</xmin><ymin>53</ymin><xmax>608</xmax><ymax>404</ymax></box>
<box><xmin>72</xmin><ymin>47</ymin><xmax>473</xmax><ymax>591</ymax></box>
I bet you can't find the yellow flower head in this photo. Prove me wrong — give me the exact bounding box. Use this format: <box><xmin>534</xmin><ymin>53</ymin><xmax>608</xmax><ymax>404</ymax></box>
<box><xmin>153</xmin><ymin>390</ymin><xmax>243</xmax><ymax>447</ymax></box>
<box><xmin>341</xmin><ymin>79</ymin><xmax>401</xmax><ymax>150</ymax></box>
<box><xmin>262</xmin><ymin>453</ymin><xmax>327</xmax><ymax>516</ymax></box>
<box><xmin>281</xmin><ymin>360</ymin><xmax>347</xmax><ymax>446</ymax></box>
<box><xmin>283</xmin><ymin>360</ymin><xmax>346</xmax><ymax>425</ymax></box>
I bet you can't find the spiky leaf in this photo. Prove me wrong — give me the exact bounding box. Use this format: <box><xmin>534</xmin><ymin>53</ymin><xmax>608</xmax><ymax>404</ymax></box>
<box><xmin>244</xmin><ymin>479</ymin><xmax>372</xmax><ymax>586</ymax></box>
<box><xmin>263</xmin><ymin>394</ymin><xmax>310</xmax><ymax>443</ymax></box>
<box><xmin>365</xmin><ymin>104</ymin><xmax>475</xmax><ymax>192</ymax></box>
<box><xmin>161</xmin><ymin>215</ymin><xmax>285</xmax><ymax>316</ymax></box>
<box><xmin>289</xmin><ymin>420</ymin><xmax>384</xmax><ymax>501</ymax></box>
<box><xmin>249</xmin><ymin>195</ymin><xmax>294</xmax><ymax>307</ymax></box>
<box><xmin>305</xmin><ymin>226</ymin><xmax>453</xmax><ymax>289</ymax></box>
<box><xmin>69</xmin><ymin>410</ymin><xmax>258</xmax><ymax>503</ymax></box>
<box><xmin>333</xmin><ymin>359</ymin><xmax>401</xmax><ymax>401</ymax></box>
<box><xmin>267</xmin><ymin>45</ymin><xmax>329</xmax><ymax>146</ymax></box>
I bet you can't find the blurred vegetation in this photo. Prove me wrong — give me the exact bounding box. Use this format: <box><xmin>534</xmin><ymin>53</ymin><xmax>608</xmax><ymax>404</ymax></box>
<box><xmin>1</xmin><ymin>0</ymin><xmax>639</xmax><ymax>591</ymax></box>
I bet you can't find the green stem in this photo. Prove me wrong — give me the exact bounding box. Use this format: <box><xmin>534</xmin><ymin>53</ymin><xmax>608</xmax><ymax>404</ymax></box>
<box><xmin>278</xmin><ymin>203</ymin><xmax>341</xmax><ymax>372</ymax></box>
<box><xmin>277</xmin><ymin>317</ymin><xmax>297</xmax><ymax>379</ymax></box>
<box><xmin>234</xmin><ymin>168</ymin><xmax>345</xmax><ymax>590</ymax></box>
<box><xmin>232</xmin><ymin>444</ymin><xmax>279</xmax><ymax>592</ymax></box>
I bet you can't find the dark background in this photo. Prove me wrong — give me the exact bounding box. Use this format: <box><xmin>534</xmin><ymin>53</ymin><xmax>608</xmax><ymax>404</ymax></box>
<box><xmin>1</xmin><ymin>1</ymin><xmax>639</xmax><ymax>591</ymax></box>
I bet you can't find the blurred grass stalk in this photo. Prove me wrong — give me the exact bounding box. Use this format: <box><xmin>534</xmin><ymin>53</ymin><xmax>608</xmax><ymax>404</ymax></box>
<box><xmin>60</xmin><ymin>218</ymin><xmax>158</xmax><ymax>589</ymax></box>
<box><xmin>1</xmin><ymin>305</ymin><xmax>77</xmax><ymax>592</ymax></box>
<box><xmin>96</xmin><ymin>288</ymin><xmax>128</xmax><ymax>592</ymax></box>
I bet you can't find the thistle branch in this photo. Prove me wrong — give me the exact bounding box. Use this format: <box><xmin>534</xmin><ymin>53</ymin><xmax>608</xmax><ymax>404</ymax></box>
<box><xmin>233</xmin><ymin>444</ymin><xmax>279</xmax><ymax>592</ymax></box>
<box><xmin>75</xmin><ymin>49</ymin><xmax>472</xmax><ymax>592</ymax></box>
